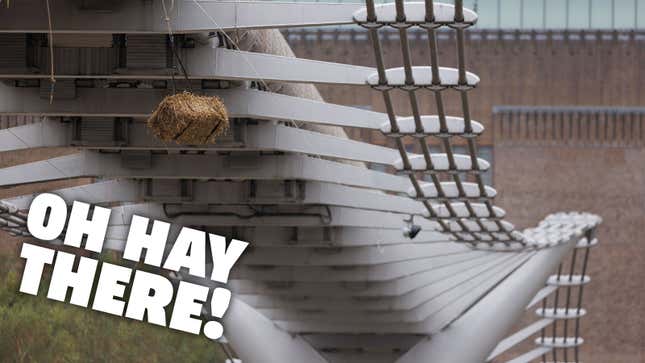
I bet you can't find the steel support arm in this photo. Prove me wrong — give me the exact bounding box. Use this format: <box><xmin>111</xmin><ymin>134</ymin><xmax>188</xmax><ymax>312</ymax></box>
<box><xmin>230</xmin><ymin>252</ymin><xmax>489</xmax><ymax>283</ymax></box>
<box><xmin>266</xmin><ymin>254</ymin><xmax>532</xmax><ymax>334</ymax></box>
<box><xmin>487</xmin><ymin>318</ymin><xmax>554</xmax><ymax>361</ymax></box>
<box><xmin>0</xmin><ymin>84</ymin><xmax>386</xmax><ymax>129</ymax></box>
<box><xmin>2</xmin><ymin>178</ymin><xmax>423</xmax><ymax>215</ymax></box>
<box><xmin>0</xmin><ymin>0</ymin><xmax>360</xmax><ymax>33</ymax></box>
<box><xmin>0</xmin><ymin>119</ymin><xmax>402</xmax><ymax>165</ymax></box>
<box><xmin>0</xmin><ymin>151</ymin><xmax>411</xmax><ymax>192</ymax></box>
<box><xmin>395</xmin><ymin>240</ymin><xmax>576</xmax><ymax>363</ymax></box>
<box><xmin>223</xmin><ymin>298</ymin><xmax>328</xmax><ymax>363</ymax></box>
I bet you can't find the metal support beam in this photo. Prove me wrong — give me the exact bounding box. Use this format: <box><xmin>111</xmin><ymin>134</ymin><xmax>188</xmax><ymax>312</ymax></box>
<box><xmin>223</xmin><ymin>298</ymin><xmax>328</xmax><ymax>363</ymax></box>
<box><xmin>104</xmin><ymin>203</ymin><xmax>442</xmax><ymax>229</ymax></box>
<box><xmin>265</xmin><ymin>253</ymin><xmax>532</xmax><ymax>334</ymax></box>
<box><xmin>487</xmin><ymin>318</ymin><xmax>554</xmax><ymax>361</ymax></box>
<box><xmin>2</xmin><ymin>177</ymin><xmax>423</xmax><ymax>215</ymax></box>
<box><xmin>526</xmin><ymin>285</ymin><xmax>559</xmax><ymax>309</ymax></box>
<box><xmin>0</xmin><ymin>47</ymin><xmax>376</xmax><ymax>86</ymax></box>
<box><xmin>104</xmin><ymin>224</ymin><xmax>446</xmax><ymax>249</ymax></box>
<box><xmin>230</xmin><ymin>252</ymin><xmax>489</xmax><ymax>282</ymax></box>
<box><xmin>504</xmin><ymin>347</ymin><xmax>553</xmax><ymax>363</ymax></box>
<box><xmin>0</xmin><ymin>84</ymin><xmax>387</xmax><ymax>129</ymax></box>
<box><xmin>395</xmin><ymin>240</ymin><xmax>576</xmax><ymax>363</ymax></box>
<box><xmin>0</xmin><ymin>0</ymin><xmax>361</xmax><ymax>33</ymax></box>
<box><xmin>239</xmin><ymin>242</ymin><xmax>471</xmax><ymax>267</ymax></box>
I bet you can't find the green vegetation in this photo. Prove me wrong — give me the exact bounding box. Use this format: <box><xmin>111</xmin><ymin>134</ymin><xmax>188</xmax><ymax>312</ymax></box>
<box><xmin>0</xmin><ymin>252</ymin><xmax>226</xmax><ymax>363</ymax></box>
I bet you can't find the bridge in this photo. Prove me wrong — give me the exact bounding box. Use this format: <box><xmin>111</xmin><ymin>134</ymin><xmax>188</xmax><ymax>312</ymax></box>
<box><xmin>0</xmin><ymin>1</ymin><xmax>601</xmax><ymax>362</ymax></box>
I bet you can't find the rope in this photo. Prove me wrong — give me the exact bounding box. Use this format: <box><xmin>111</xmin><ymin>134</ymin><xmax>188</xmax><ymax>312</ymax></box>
<box><xmin>161</xmin><ymin>0</ymin><xmax>192</xmax><ymax>92</ymax></box>
<box><xmin>45</xmin><ymin>0</ymin><xmax>55</xmax><ymax>104</ymax></box>
<box><xmin>3</xmin><ymin>122</ymin><xmax>96</xmax><ymax>203</ymax></box>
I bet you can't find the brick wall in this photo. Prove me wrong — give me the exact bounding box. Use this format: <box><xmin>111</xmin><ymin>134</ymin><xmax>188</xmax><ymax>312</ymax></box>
<box><xmin>287</xmin><ymin>29</ymin><xmax>645</xmax><ymax>362</ymax></box>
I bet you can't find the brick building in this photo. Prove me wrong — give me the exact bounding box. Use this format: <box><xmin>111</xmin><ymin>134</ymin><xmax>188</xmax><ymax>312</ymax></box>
<box><xmin>285</xmin><ymin>27</ymin><xmax>645</xmax><ymax>362</ymax></box>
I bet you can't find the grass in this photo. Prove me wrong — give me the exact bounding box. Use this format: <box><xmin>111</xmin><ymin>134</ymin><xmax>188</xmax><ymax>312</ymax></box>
<box><xmin>0</xmin><ymin>240</ymin><xmax>227</xmax><ymax>363</ymax></box>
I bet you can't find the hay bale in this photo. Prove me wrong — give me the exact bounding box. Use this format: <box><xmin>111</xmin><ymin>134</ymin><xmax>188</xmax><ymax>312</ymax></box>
<box><xmin>147</xmin><ymin>92</ymin><xmax>229</xmax><ymax>145</ymax></box>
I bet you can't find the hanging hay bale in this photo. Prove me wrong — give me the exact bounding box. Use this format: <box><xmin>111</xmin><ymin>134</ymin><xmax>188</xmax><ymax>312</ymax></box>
<box><xmin>147</xmin><ymin>92</ymin><xmax>229</xmax><ymax>145</ymax></box>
